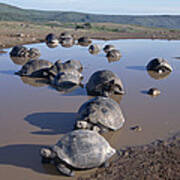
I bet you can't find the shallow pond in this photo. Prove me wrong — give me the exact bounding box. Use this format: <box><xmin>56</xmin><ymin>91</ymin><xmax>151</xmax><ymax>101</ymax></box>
<box><xmin>0</xmin><ymin>39</ymin><xmax>180</xmax><ymax>180</ymax></box>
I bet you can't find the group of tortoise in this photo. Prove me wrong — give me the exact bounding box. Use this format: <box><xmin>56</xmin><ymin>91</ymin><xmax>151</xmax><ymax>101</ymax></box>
<box><xmin>9</xmin><ymin>32</ymin><xmax>173</xmax><ymax>177</ymax></box>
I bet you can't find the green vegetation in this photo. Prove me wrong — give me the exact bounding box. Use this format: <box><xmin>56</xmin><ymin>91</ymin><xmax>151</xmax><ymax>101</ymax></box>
<box><xmin>0</xmin><ymin>3</ymin><xmax>180</xmax><ymax>29</ymax></box>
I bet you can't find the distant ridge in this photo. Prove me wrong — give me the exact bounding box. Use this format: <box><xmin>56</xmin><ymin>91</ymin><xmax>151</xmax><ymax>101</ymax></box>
<box><xmin>0</xmin><ymin>3</ymin><xmax>180</xmax><ymax>29</ymax></box>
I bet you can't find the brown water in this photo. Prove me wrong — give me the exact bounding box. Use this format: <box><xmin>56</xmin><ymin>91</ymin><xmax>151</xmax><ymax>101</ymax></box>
<box><xmin>0</xmin><ymin>40</ymin><xmax>180</xmax><ymax>180</ymax></box>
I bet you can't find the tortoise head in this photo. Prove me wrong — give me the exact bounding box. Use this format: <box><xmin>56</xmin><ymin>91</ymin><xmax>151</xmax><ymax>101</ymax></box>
<box><xmin>102</xmin><ymin>80</ymin><xmax>125</xmax><ymax>96</ymax></box>
<box><xmin>40</xmin><ymin>148</ymin><xmax>56</xmax><ymax>159</ymax></box>
<box><xmin>75</xmin><ymin>121</ymin><xmax>89</xmax><ymax>129</ymax></box>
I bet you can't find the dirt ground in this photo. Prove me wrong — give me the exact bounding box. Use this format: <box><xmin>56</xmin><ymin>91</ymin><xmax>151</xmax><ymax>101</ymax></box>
<box><xmin>0</xmin><ymin>21</ymin><xmax>180</xmax><ymax>50</ymax></box>
<box><xmin>78</xmin><ymin>132</ymin><xmax>180</xmax><ymax>180</ymax></box>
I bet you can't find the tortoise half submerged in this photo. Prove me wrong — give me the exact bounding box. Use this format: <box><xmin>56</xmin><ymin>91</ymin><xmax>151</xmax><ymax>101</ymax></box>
<box><xmin>78</xmin><ymin>37</ymin><xmax>92</xmax><ymax>46</ymax></box>
<box><xmin>10</xmin><ymin>45</ymin><xmax>41</xmax><ymax>60</ymax></box>
<box><xmin>48</xmin><ymin>59</ymin><xmax>83</xmax><ymax>78</ymax></box>
<box><xmin>51</xmin><ymin>70</ymin><xmax>83</xmax><ymax>91</ymax></box>
<box><xmin>40</xmin><ymin>130</ymin><xmax>116</xmax><ymax>176</ymax></box>
<box><xmin>15</xmin><ymin>59</ymin><xmax>53</xmax><ymax>77</ymax></box>
<box><xmin>146</xmin><ymin>58</ymin><xmax>173</xmax><ymax>73</ymax></box>
<box><xmin>45</xmin><ymin>33</ymin><xmax>59</xmax><ymax>48</ymax></box>
<box><xmin>103</xmin><ymin>44</ymin><xmax>115</xmax><ymax>53</ymax></box>
<box><xmin>88</xmin><ymin>44</ymin><xmax>101</xmax><ymax>54</ymax></box>
<box><xmin>86</xmin><ymin>70</ymin><xmax>125</xmax><ymax>97</ymax></box>
<box><xmin>75</xmin><ymin>96</ymin><xmax>125</xmax><ymax>133</ymax></box>
<box><xmin>106</xmin><ymin>49</ymin><xmax>121</xmax><ymax>61</ymax></box>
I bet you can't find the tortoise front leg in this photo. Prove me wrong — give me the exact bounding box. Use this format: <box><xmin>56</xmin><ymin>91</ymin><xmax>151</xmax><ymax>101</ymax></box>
<box><xmin>56</xmin><ymin>163</ymin><xmax>75</xmax><ymax>177</ymax></box>
<box><xmin>41</xmin><ymin>157</ymin><xmax>51</xmax><ymax>164</ymax></box>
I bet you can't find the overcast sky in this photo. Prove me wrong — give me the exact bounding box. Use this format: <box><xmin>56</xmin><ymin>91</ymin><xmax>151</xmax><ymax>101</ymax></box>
<box><xmin>1</xmin><ymin>0</ymin><xmax>180</xmax><ymax>15</ymax></box>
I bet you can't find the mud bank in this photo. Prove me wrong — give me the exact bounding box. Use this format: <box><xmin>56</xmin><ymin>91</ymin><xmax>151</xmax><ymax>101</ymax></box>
<box><xmin>78</xmin><ymin>132</ymin><xmax>180</xmax><ymax>180</ymax></box>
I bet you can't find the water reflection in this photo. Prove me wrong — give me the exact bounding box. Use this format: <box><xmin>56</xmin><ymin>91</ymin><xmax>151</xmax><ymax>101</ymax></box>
<box><xmin>24</xmin><ymin>112</ymin><xmax>77</xmax><ymax>135</ymax></box>
<box><xmin>147</xmin><ymin>70</ymin><xmax>171</xmax><ymax>80</ymax></box>
<box><xmin>21</xmin><ymin>77</ymin><xmax>49</xmax><ymax>87</ymax></box>
<box><xmin>87</xmin><ymin>94</ymin><xmax>123</xmax><ymax>104</ymax></box>
<box><xmin>50</xmin><ymin>84</ymin><xmax>86</xmax><ymax>95</ymax></box>
<box><xmin>60</xmin><ymin>43</ymin><xmax>74</xmax><ymax>48</ymax></box>
<box><xmin>107</xmin><ymin>56</ymin><xmax>121</xmax><ymax>63</ymax></box>
<box><xmin>89</xmin><ymin>51</ymin><xmax>100</xmax><ymax>55</ymax></box>
<box><xmin>78</xmin><ymin>42</ymin><xmax>91</xmax><ymax>47</ymax></box>
<box><xmin>10</xmin><ymin>56</ymin><xmax>29</xmax><ymax>65</ymax></box>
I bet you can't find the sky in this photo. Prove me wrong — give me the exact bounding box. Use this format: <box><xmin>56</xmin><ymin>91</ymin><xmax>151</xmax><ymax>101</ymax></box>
<box><xmin>1</xmin><ymin>0</ymin><xmax>180</xmax><ymax>15</ymax></box>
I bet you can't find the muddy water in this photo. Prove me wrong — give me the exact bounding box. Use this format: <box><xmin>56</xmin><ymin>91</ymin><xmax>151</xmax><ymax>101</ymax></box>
<box><xmin>0</xmin><ymin>40</ymin><xmax>180</xmax><ymax>180</ymax></box>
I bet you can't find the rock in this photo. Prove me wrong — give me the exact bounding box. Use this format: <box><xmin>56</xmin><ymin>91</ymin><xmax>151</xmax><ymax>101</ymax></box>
<box><xmin>17</xmin><ymin>33</ymin><xmax>25</xmax><ymax>37</ymax></box>
<box><xmin>130</xmin><ymin>125</ymin><xmax>142</xmax><ymax>132</ymax></box>
<box><xmin>147</xmin><ymin>88</ymin><xmax>161</xmax><ymax>96</ymax></box>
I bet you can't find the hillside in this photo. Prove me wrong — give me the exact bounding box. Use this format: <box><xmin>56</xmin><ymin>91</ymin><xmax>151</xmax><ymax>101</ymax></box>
<box><xmin>0</xmin><ymin>3</ymin><xmax>180</xmax><ymax>29</ymax></box>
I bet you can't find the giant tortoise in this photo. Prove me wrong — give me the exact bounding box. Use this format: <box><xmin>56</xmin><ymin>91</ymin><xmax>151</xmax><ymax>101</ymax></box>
<box><xmin>40</xmin><ymin>130</ymin><xmax>116</xmax><ymax>176</ymax></box>
<box><xmin>75</xmin><ymin>96</ymin><xmax>125</xmax><ymax>133</ymax></box>
<box><xmin>86</xmin><ymin>70</ymin><xmax>125</xmax><ymax>97</ymax></box>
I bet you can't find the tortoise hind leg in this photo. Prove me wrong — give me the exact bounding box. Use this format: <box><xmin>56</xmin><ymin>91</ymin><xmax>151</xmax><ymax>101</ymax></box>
<box><xmin>100</xmin><ymin>161</ymin><xmax>109</xmax><ymax>168</ymax></box>
<box><xmin>56</xmin><ymin>163</ymin><xmax>74</xmax><ymax>177</ymax></box>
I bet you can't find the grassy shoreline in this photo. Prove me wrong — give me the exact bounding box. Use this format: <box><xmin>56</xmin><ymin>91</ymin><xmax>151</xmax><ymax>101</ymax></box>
<box><xmin>0</xmin><ymin>21</ymin><xmax>180</xmax><ymax>50</ymax></box>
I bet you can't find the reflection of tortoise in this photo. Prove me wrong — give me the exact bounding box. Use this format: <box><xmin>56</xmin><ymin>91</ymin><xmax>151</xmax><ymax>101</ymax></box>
<box><xmin>146</xmin><ymin>58</ymin><xmax>173</xmax><ymax>73</ymax></box>
<box><xmin>86</xmin><ymin>70</ymin><xmax>125</xmax><ymax>97</ymax></box>
<box><xmin>40</xmin><ymin>130</ymin><xmax>116</xmax><ymax>176</ymax></box>
<box><xmin>75</xmin><ymin>96</ymin><xmax>125</xmax><ymax>133</ymax></box>
<box><xmin>21</xmin><ymin>77</ymin><xmax>48</xmax><ymax>87</ymax></box>
<box><xmin>10</xmin><ymin>56</ymin><xmax>29</xmax><ymax>65</ymax></box>
<box><xmin>15</xmin><ymin>59</ymin><xmax>53</xmax><ymax>77</ymax></box>
<box><xmin>147</xmin><ymin>70</ymin><xmax>171</xmax><ymax>80</ymax></box>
